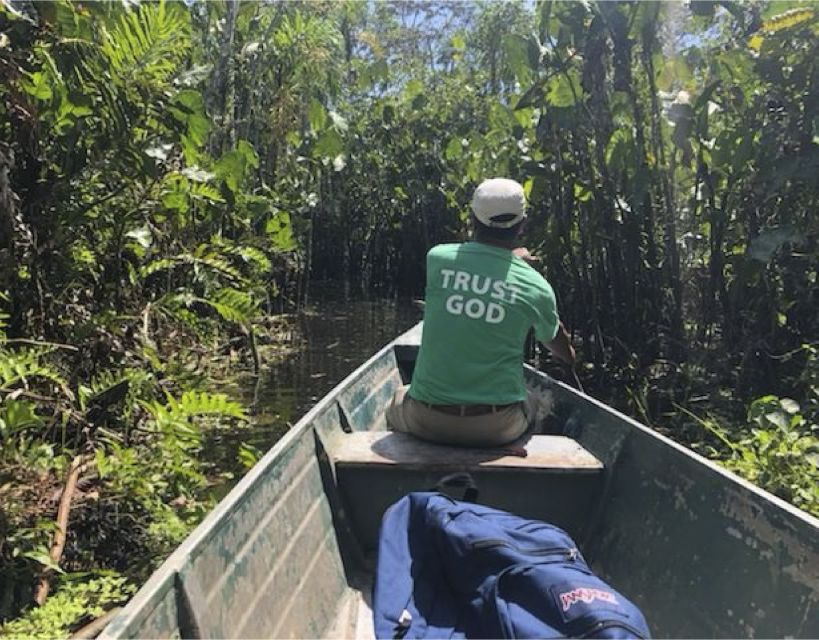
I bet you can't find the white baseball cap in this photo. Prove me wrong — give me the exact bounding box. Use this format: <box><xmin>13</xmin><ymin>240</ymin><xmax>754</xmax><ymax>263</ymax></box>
<box><xmin>471</xmin><ymin>178</ymin><xmax>527</xmax><ymax>229</ymax></box>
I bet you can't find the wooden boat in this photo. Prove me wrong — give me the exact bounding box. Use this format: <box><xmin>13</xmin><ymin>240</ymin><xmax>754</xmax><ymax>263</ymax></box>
<box><xmin>100</xmin><ymin>322</ymin><xmax>819</xmax><ymax>639</ymax></box>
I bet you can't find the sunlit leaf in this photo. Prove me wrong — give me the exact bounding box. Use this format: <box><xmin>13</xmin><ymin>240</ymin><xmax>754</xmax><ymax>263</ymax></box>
<box><xmin>181</xmin><ymin>166</ymin><xmax>215</xmax><ymax>183</ymax></box>
<box><xmin>175</xmin><ymin>63</ymin><xmax>212</xmax><ymax>87</ymax></box>
<box><xmin>214</xmin><ymin>141</ymin><xmax>259</xmax><ymax>193</ymax></box>
<box><xmin>749</xmin><ymin>7</ymin><xmax>814</xmax><ymax>50</ymax></box>
<box><xmin>504</xmin><ymin>34</ymin><xmax>533</xmax><ymax>84</ymax></box>
<box><xmin>125</xmin><ymin>227</ymin><xmax>153</xmax><ymax>249</ymax></box>
<box><xmin>605</xmin><ymin>129</ymin><xmax>633</xmax><ymax>172</ymax></box>
<box><xmin>266</xmin><ymin>212</ymin><xmax>296</xmax><ymax>252</ymax></box>
<box><xmin>241</xmin><ymin>41</ymin><xmax>261</xmax><ymax>57</ymax></box>
<box><xmin>314</xmin><ymin>129</ymin><xmax>344</xmax><ymax>158</ymax></box>
<box><xmin>445</xmin><ymin>137</ymin><xmax>463</xmax><ymax>161</ymax></box>
<box><xmin>573</xmin><ymin>183</ymin><xmax>592</xmax><ymax>202</ymax></box>
<box><xmin>21</xmin><ymin>71</ymin><xmax>53</xmax><ymax>100</ymax></box>
<box><xmin>170</xmin><ymin>89</ymin><xmax>211</xmax><ymax>150</ymax></box>
<box><xmin>0</xmin><ymin>399</ymin><xmax>43</xmax><ymax>433</ymax></box>
<box><xmin>22</xmin><ymin>550</ymin><xmax>65</xmax><ymax>573</ymax></box>
<box><xmin>328</xmin><ymin>110</ymin><xmax>348</xmax><ymax>133</ymax></box>
<box><xmin>761</xmin><ymin>7</ymin><xmax>814</xmax><ymax>32</ymax></box>
<box><xmin>779</xmin><ymin>398</ymin><xmax>800</xmax><ymax>414</ymax></box>
<box><xmin>404</xmin><ymin>79</ymin><xmax>424</xmax><ymax>101</ymax></box>
<box><xmin>656</xmin><ymin>58</ymin><xmax>692</xmax><ymax>92</ymax></box>
<box><xmin>522</xmin><ymin>178</ymin><xmax>534</xmax><ymax>200</ymax></box>
<box><xmin>546</xmin><ymin>70</ymin><xmax>580</xmax><ymax>108</ymax></box>
<box><xmin>146</xmin><ymin>144</ymin><xmax>173</xmax><ymax>161</ymax></box>
<box><xmin>308</xmin><ymin>98</ymin><xmax>327</xmax><ymax>132</ymax></box>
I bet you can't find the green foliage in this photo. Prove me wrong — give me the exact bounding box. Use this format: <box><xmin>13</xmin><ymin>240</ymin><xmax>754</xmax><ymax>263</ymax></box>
<box><xmin>1</xmin><ymin>0</ymin><xmax>817</xmax><ymax>631</ymax></box>
<box><xmin>147</xmin><ymin>390</ymin><xmax>247</xmax><ymax>426</ymax></box>
<box><xmin>214</xmin><ymin>141</ymin><xmax>260</xmax><ymax>195</ymax></box>
<box><xmin>0</xmin><ymin>348</ymin><xmax>66</xmax><ymax>391</ymax></box>
<box><xmin>684</xmin><ymin>397</ymin><xmax>819</xmax><ymax>516</ymax></box>
<box><xmin>0</xmin><ymin>575</ymin><xmax>135</xmax><ymax>640</ymax></box>
<box><xmin>237</xmin><ymin>442</ymin><xmax>263</xmax><ymax>471</ymax></box>
<box><xmin>733</xmin><ymin>397</ymin><xmax>819</xmax><ymax>513</ymax></box>
<box><xmin>99</xmin><ymin>0</ymin><xmax>191</xmax><ymax>87</ymax></box>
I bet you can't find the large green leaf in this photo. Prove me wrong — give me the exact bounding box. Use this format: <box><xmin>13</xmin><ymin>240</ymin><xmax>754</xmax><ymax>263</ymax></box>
<box><xmin>0</xmin><ymin>399</ymin><xmax>43</xmax><ymax>437</ymax></box>
<box><xmin>20</xmin><ymin>71</ymin><xmax>53</xmax><ymax>100</ymax></box>
<box><xmin>504</xmin><ymin>34</ymin><xmax>533</xmax><ymax>84</ymax></box>
<box><xmin>605</xmin><ymin>128</ymin><xmax>634</xmax><ymax>173</ymax></box>
<box><xmin>445</xmin><ymin>137</ymin><xmax>464</xmax><ymax>161</ymax></box>
<box><xmin>266</xmin><ymin>212</ymin><xmax>296</xmax><ymax>252</ymax></box>
<box><xmin>169</xmin><ymin>89</ymin><xmax>211</xmax><ymax>156</ymax></box>
<box><xmin>656</xmin><ymin>58</ymin><xmax>693</xmax><ymax>92</ymax></box>
<box><xmin>214</xmin><ymin>141</ymin><xmax>259</xmax><ymax>194</ymax></box>
<box><xmin>314</xmin><ymin>129</ymin><xmax>344</xmax><ymax>158</ymax></box>
<box><xmin>403</xmin><ymin>79</ymin><xmax>424</xmax><ymax>102</ymax></box>
<box><xmin>308</xmin><ymin>98</ymin><xmax>327</xmax><ymax>132</ymax></box>
<box><xmin>545</xmin><ymin>70</ymin><xmax>581</xmax><ymax>107</ymax></box>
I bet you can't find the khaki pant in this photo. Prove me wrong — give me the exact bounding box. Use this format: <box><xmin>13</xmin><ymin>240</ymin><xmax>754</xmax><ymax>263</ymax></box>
<box><xmin>386</xmin><ymin>385</ymin><xmax>531</xmax><ymax>447</ymax></box>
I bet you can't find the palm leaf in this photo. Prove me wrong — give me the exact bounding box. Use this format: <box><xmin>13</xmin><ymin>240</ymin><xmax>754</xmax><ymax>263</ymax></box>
<box><xmin>100</xmin><ymin>0</ymin><xmax>191</xmax><ymax>88</ymax></box>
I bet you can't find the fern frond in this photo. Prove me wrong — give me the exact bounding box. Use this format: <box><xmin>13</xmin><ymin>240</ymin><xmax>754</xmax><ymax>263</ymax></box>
<box><xmin>157</xmin><ymin>288</ymin><xmax>258</xmax><ymax>326</ymax></box>
<box><xmin>216</xmin><ymin>243</ymin><xmax>272</xmax><ymax>273</ymax></box>
<box><xmin>140</xmin><ymin>391</ymin><xmax>247</xmax><ymax>441</ymax></box>
<box><xmin>140</xmin><ymin>256</ymin><xmax>182</xmax><ymax>278</ymax></box>
<box><xmin>0</xmin><ymin>348</ymin><xmax>66</xmax><ymax>390</ymax></box>
<box><xmin>195</xmin><ymin>253</ymin><xmax>245</xmax><ymax>284</ymax></box>
<box><xmin>209</xmin><ymin>288</ymin><xmax>259</xmax><ymax>324</ymax></box>
<box><xmin>189</xmin><ymin>182</ymin><xmax>225</xmax><ymax>205</ymax></box>
<box><xmin>79</xmin><ymin>369</ymin><xmax>154</xmax><ymax>414</ymax></box>
<box><xmin>100</xmin><ymin>0</ymin><xmax>191</xmax><ymax>88</ymax></box>
<box><xmin>141</xmin><ymin>251</ymin><xmax>245</xmax><ymax>284</ymax></box>
<box><xmin>174</xmin><ymin>391</ymin><xmax>247</xmax><ymax>420</ymax></box>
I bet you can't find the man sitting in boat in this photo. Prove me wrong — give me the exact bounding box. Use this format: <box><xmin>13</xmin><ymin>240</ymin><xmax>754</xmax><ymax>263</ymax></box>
<box><xmin>386</xmin><ymin>177</ymin><xmax>576</xmax><ymax>446</ymax></box>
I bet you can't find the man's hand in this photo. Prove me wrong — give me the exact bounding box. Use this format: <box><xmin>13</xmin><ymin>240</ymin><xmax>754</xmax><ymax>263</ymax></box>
<box><xmin>513</xmin><ymin>247</ymin><xmax>542</xmax><ymax>266</ymax></box>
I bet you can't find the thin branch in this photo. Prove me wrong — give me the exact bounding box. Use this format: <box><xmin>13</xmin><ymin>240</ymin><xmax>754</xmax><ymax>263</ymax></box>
<box><xmin>34</xmin><ymin>454</ymin><xmax>95</xmax><ymax>606</ymax></box>
<box><xmin>1</xmin><ymin>338</ymin><xmax>79</xmax><ymax>352</ymax></box>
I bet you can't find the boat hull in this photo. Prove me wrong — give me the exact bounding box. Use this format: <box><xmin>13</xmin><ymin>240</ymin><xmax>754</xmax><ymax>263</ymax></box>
<box><xmin>100</xmin><ymin>323</ymin><xmax>819</xmax><ymax>639</ymax></box>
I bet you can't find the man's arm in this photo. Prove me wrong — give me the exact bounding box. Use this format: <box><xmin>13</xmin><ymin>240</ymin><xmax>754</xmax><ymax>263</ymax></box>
<box><xmin>515</xmin><ymin>248</ymin><xmax>576</xmax><ymax>366</ymax></box>
<box><xmin>544</xmin><ymin>321</ymin><xmax>576</xmax><ymax>366</ymax></box>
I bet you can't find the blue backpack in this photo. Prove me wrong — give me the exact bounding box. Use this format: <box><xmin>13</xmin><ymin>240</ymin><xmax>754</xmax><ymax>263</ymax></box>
<box><xmin>373</xmin><ymin>490</ymin><xmax>650</xmax><ymax>639</ymax></box>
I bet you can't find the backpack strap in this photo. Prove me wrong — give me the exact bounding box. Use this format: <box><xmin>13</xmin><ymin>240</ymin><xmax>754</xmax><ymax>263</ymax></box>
<box><xmin>433</xmin><ymin>472</ymin><xmax>479</xmax><ymax>503</ymax></box>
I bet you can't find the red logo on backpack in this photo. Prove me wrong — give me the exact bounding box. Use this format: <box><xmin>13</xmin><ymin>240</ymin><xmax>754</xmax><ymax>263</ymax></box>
<box><xmin>559</xmin><ymin>587</ymin><xmax>618</xmax><ymax>612</ymax></box>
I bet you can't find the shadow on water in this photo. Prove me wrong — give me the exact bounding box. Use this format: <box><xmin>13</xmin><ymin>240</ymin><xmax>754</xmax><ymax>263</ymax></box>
<box><xmin>204</xmin><ymin>290</ymin><xmax>421</xmax><ymax>488</ymax></box>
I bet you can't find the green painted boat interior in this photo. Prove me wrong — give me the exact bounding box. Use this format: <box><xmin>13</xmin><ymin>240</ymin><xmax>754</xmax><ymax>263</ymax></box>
<box><xmin>101</xmin><ymin>324</ymin><xmax>819</xmax><ymax>639</ymax></box>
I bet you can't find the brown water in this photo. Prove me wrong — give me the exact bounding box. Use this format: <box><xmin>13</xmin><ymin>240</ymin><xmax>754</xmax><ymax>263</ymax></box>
<box><xmin>204</xmin><ymin>294</ymin><xmax>421</xmax><ymax>478</ymax></box>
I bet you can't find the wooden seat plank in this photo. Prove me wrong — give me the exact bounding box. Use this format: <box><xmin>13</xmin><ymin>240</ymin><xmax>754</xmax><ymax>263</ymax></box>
<box><xmin>332</xmin><ymin>432</ymin><xmax>602</xmax><ymax>473</ymax></box>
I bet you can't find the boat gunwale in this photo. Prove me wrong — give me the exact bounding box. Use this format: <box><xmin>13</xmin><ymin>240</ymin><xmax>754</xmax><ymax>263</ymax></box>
<box><xmin>526</xmin><ymin>363</ymin><xmax>819</xmax><ymax>529</ymax></box>
<box><xmin>99</xmin><ymin>331</ymin><xmax>404</xmax><ymax>638</ymax></box>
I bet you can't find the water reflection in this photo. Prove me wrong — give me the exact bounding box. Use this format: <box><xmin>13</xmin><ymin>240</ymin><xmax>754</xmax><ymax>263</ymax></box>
<box><xmin>205</xmin><ymin>294</ymin><xmax>421</xmax><ymax>478</ymax></box>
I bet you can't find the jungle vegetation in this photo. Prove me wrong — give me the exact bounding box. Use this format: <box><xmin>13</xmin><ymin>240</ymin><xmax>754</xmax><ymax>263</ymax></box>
<box><xmin>0</xmin><ymin>0</ymin><xmax>817</xmax><ymax>635</ymax></box>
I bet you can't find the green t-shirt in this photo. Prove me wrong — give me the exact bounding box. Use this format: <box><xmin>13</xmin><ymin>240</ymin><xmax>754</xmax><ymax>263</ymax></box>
<box><xmin>409</xmin><ymin>242</ymin><xmax>560</xmax><ymax>406</ymax></box>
